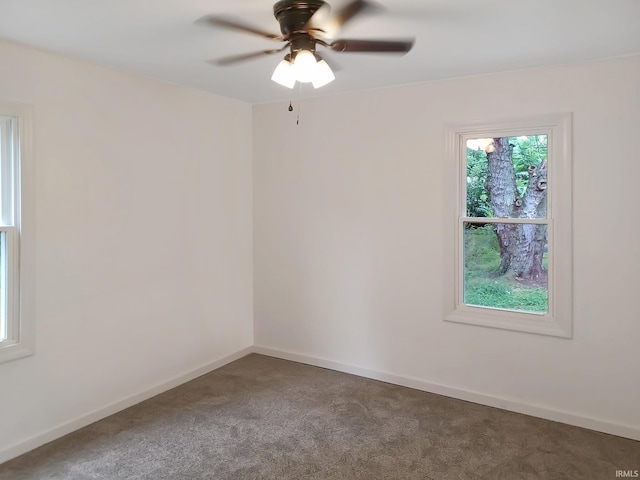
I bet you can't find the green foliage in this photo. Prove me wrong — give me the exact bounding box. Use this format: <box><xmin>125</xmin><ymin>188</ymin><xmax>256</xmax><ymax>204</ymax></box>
<box><xmin>464</xmin><ymin>225</ymin><xmax>547</xmax><ymax>313</ymax></box>
<box><xmin>466</xmin><ymin>148</ymin><xmax>491</xmax><ymax>218</ymax></box>
<box><xmin>465</xmin><ymin>278</ymin><xmax>548</xmax><ymax>312</ymax></box>
<box><xmin>464</xmin><ymin>281</ymin><xmax>510</xmax><ymax>306</ymax></box>
<box><xmin>463</xmin><ymin>224</ymin><xmax>500</xmax><ymax>274</ymax></box>
<box><xmin>510</xmin><ymin>135</ymin><xmax>547</xmax><ymax>196</ymax></box>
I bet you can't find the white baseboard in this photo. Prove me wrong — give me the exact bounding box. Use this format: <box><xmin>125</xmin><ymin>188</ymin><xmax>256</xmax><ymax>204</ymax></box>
<box><xmin>0</xmin><ymin>346</ymin><xmax>253</xmax><ymax>464</ymax></box>
<box><xmin>3</xmin><ymin>344</ymin><xmax>637</xmax><ymax>465</ymax></box>
<box><xmin>253</xmin><ymin>345</ymin><xmax>640</xmax><ymax>442</ymax></box>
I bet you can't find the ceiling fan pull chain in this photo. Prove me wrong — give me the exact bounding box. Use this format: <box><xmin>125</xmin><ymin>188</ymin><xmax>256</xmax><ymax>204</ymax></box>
<box><xmin>288</xmin><ymin>101</ymin><xmax>293</xmax><ymax>112</ymax></box>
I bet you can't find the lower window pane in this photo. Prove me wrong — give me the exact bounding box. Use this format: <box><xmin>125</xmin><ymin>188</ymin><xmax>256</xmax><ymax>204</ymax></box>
<box><xmin>0</xmin><ymin>231</ymin><xmax>6</xmax><ymax>340</ymax></box>
<box><xmin>463</xmin><ymin>223</ymin><xmax>548</xmax><ymax>314</ymax></box>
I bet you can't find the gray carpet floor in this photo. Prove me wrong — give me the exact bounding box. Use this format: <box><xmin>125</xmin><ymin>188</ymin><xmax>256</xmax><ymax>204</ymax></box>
<box><xmin>1</xmin><ymin>353</ymin><xmax>638</xmax><ymax>479</ymax></box>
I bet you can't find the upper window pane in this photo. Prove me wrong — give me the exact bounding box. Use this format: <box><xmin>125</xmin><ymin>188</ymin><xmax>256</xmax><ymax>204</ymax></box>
<box><xmin>466</xmin><ymin>135</ymin><xmax>548</xmax><ymax>219</ymax></box>
<box><xmin>0</xmin><ymin>121</ymin><xmax>4</xmax><ymax>223</ymax></box>
<box><xmin>0</xmin><ymin>116</ymin><xmax>15</xmax><ymax>226</ymax></box>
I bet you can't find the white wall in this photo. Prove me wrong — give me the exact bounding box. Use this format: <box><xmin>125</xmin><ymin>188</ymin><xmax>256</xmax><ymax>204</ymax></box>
<box><xmin>253</xmin><ymin>56</ymin><xmax>640</xmax><ymax>438</ymax></box>
<box><xmin>0</xmin><ymin>38</ymin><xmax>637</xmax><ymax>461</ymax></box>
<box><xmin>0</xmin><ymin>40</ymin><xmax>253</xmax><ymax>458</ymax></box>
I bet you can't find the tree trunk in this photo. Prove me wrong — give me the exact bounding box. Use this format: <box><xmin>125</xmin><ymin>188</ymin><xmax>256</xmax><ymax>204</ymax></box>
<box><xmin>485</xmin><ymin>138</ymin><xmax>517</xmax><ymax>275</ymax></box>
<box><xmin>485</xmin><ymin>138</ymin><xmax>547</xmax><ymax>282</ymax></box>
<box><xmin>511</xmin><ymin>162</ymin><xmax>547</xmax><ymax>282</ymax></box>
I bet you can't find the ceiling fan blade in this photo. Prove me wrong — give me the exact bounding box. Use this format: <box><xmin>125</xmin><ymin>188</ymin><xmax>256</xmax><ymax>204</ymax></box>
<box><xmin>307</xmin><ymin>0</ymin><xmax>380</xmax><ymax>39</ymax></box>
<box><xmin>196</xmin><ymin>15</ymin><xmax>283</xmax><ymax>41</ymax></box>
<box><xmin>211</xmin><ymin>47</ymin><xmax>288</xmax><ymax>66</ymax></box>
<box><xmin>330</xmin><ymin>38</ymin><xmax>414</xmax><ymax>54</ymax></box>
<box><xmin>332</xmin><ymin>0</ymin><xmax>378</xmax><ymax>29</ymax></box>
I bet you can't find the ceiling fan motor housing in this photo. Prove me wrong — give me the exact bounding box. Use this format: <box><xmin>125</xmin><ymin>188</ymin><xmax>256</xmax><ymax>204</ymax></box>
<box><xmin>273</xmin><ymin>0</ymin><xmax>326</xmax><ymax>35</ymax></box>
<box><xmin>207</xmin><ymin>0</ymin><xmax>414</xmax><ymax>68</ymax></box>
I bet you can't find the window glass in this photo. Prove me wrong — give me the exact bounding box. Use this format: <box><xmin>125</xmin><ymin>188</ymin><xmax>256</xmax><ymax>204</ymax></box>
<box><xmin>466</xmin><ymin>136</ymin><xmax>547</xmax><ymax>219</ymax></box>
<box><xmin>463</xmin><ymin>223</ymin><xmax>548</xmax><ymax>314</ymax></box>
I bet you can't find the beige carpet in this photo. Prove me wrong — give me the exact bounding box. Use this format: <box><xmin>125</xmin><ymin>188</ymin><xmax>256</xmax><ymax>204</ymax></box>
<box><xmin>1</xmin><ymin>354</ymin><xmax>638</xmax><ymax>479</ymax></box>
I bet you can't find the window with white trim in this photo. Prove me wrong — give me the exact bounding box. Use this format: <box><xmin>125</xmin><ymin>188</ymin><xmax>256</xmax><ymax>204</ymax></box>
<box><xmin>0</xmin><ymin>101</ymin><xmax>32</xmax><ymax>363</ymax></box>
<box><xmin>445</xmin><ymin>113</ymin><xmax>572</xmax><ymax>338</ymax></box>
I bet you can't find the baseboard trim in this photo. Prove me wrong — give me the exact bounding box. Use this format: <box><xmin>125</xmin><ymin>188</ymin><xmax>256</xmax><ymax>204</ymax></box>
<box><xmin>3</xmin><ymin>344</ymin><xmax>637</xmax><ymax>465</ymax></box>
<box><xmin>253</xmin><ymin>345</ymin><xmax>640</xmax><ymax>442</ymax></box>
<box><xmin>0</xmin><ymin>346</ymin><xmax>253</xmax><ymax>464</ymax></box>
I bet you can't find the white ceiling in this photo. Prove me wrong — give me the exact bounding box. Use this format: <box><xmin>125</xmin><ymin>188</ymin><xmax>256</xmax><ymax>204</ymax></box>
<box><xmin>1</xmin><ymin>0</ymin><xmax>639</xmax><ymax>104</ymax></box>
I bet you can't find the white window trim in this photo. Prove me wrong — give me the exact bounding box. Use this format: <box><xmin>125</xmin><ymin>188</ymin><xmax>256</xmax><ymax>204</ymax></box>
<box><xmin>0</xmin><ymin>100</ymin><xmax>34</xmax><ymax>363</ymax></box>
<box><xmin>444</xmin><ymin>113</ymin><xmax>573</xmax><ymax>338</ymax></box>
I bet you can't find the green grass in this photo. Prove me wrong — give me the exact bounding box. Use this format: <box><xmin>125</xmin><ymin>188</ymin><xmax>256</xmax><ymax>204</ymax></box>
<box><xmin>464</xmin><ymin>225</ymin><xmax>548</xmax><ymax>314</ymax></box>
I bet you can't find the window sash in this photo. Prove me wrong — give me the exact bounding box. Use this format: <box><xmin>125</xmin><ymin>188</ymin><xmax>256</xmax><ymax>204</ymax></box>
<box><xmin>457</xmin><ymin>219</ymin><xmax>553</xmax><ymax>317</ymax></box>
<box><xmin>0</xmin><ymin>226</ymin><xmax>18</xmax><ymax>345</ymax></box>
<box><xmin>0</xmin><ymin>115</ymin><xmax>17</xmax><ymax>227</ymax></box>
<box><xmin>464</xmin><ymin>135</ymin><xmax>549</xmax><ymax>220</ymax></box>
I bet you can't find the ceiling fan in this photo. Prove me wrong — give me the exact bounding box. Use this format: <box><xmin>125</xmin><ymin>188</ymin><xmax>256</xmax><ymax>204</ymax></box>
<box><xmin>198</xmin><ymin>0</ymin><xmax>414</xmax><ymax>89</ymax></box>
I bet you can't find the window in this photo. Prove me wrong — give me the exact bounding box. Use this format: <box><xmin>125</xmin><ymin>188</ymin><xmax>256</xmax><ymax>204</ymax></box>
<box><xmin>444</xmin><ymin>113</ymin><xmax>572</xmax><ymax>338</ymax></box>
<box><xmin>0</xmin><ymin>101</ymin><xmax>33</xmax><ymax>363</ymax></box>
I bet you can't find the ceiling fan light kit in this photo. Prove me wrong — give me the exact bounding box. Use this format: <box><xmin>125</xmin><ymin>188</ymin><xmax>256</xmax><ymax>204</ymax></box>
<box><xmin>271</xmin><ymin>51</ymin><xmax>336</xmax><ymax>89</ymax></box>
<box><xmin>202</xmin><ymin>0</ymin><xmax>414</xmax><ymax>90</ymax></box>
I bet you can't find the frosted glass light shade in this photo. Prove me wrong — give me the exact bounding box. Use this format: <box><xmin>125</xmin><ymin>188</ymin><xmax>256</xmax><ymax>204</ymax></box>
<box><xmin>292</xmin><ymin>50</ymin><xmax>317</xmax><ymax>83</ymax></box>
<box><xmin>271</xmin><ymin>59</ymin><xmax>296</xmax><ymax>88</ymax></box>
<box><xmin>312</xmin><ymin>59</ymin><xmax>335</xmax><ymax>88</ymax></box>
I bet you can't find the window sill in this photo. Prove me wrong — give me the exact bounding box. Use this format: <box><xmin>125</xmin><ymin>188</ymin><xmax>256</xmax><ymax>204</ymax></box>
<box><xmin>445</xmin><ymin>305</ymin><xmax>572</xmax><ymax>338</ymax></box>
<box><xmin>0</xmin><ymin>341</ymin><xmax>34</xmax><ymax>364</ymax></box>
